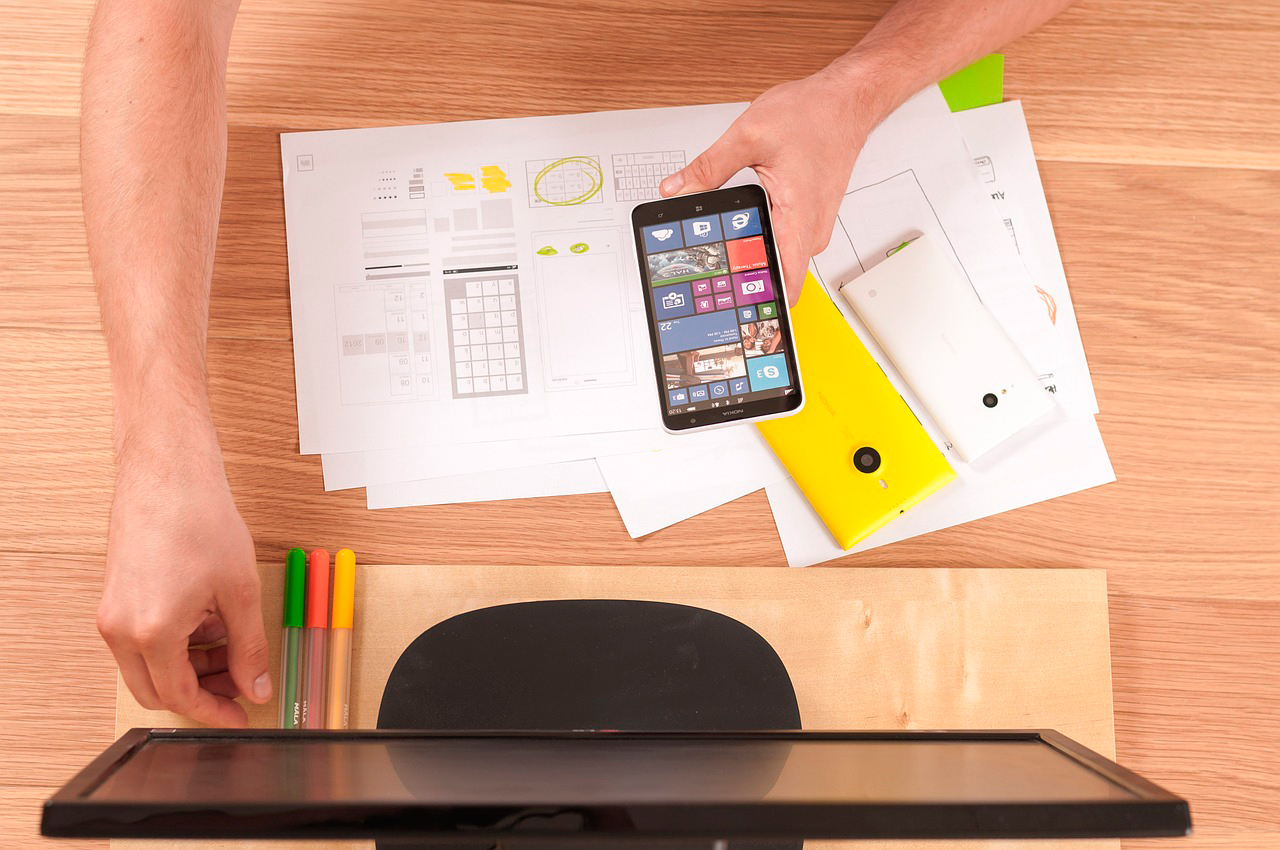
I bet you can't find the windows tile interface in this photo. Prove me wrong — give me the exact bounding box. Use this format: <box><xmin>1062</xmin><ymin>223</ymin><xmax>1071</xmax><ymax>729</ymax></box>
<box><xmin>642</xmin><ymin>207</ymin><xmax>795</xmax><ymax>414</ymax></box>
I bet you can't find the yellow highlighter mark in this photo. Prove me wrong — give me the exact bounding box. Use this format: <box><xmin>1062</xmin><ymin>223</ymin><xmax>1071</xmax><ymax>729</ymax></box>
<box><xmin>480</xmin><ymin>165</ymin><xmax>512</xmax><ymax>193</ymax></box>
<box><xmin>444</xmin><ymin>172</ymin><xmax>476</xmax><ymax>191</ymax></box>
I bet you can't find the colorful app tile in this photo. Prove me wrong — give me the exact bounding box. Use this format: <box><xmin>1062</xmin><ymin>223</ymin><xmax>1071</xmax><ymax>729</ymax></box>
<box><xmin>642</xmin><ymin>222</ymin><xmax>684</xmax><ymax>254</ymax></box>
<box><xmin>681</xmin><ymin>214</ymin><xmax>724</xmax><ymax>247</ymax></box>
<box><xmin>742</xmin><ymin>318</ymin><xmax>784</xmax><ymax>357</ymax></box>
<box><xmin>757</xmin><ymin>301</ymin><xmax>778</xmax><ymax>320</ymax></box>
<box><xmin>747</xmin><ymin>352</ymin><xmax>790</xmax><ymax>392</ymax></box>
<box><xmin>658</xmin><ymin>309</ymin><xmax>740</xmax><ymax>354</ymax></box>
<box><xmin>692</xmin><ymin>279</ymin><xmax>712</xmax><ymax>296</ymax></box>
<box><xmin>713</xmin><ymin>292</ymin><xmax>734</xmax><ymax>310</ymax></box>
<box><xmin>738</xmin><ymin>305</ymin><xmax>757</xmax><ymax>322</ymax></box>
<box><xmin>726</xmin><ymin>235</ymin><xmax>768</xmax><ymax>273</ymax></box>
<box><xmin>707</xmin><ymin>380</ymin><xmax>730</xmax><ymax>401</ymax></box>
<box><xmin>652</xmin><ymin>281</ymin><xmax>695</xmax><ymax>320</ymax></box>
<box><xmin>688</xmin><ymin>384</ymin><xmax>709</xmax><ymax>402</ymax></box>
<box><xmin>647</xmin><ymin>244</ymin><xmax>729</xmax><ymax>285</ymax></box>
<box><xmin>712</xmin><ymin>275</ymin><xmax>731</xmax><ymax>293</ymax></box>
<box><xmin>732</xmin><ymin>269</ymin><xmax>776</xmax><ymax>305</ymax></box>
<box><xmin>695</xmin><ymin>295</ymin><xmax>715</xmax><ymax>313</ymax></box>
<box><xmin>729</xmin><ymin>376</ymin><xmax>749</xmax><ymax>395</ymax></box>
<box><xmin>720</xmin><ymin>206</ymin><xmax>762</xmax><ymax>238</ymax></box>
<box><xmin>663</xmin><ymin>343</ymin><xmax>747</xmax><ymax>389</ymax></box>
<box><xmin>668</xmin><ymin>387</ymin><xmax>689</xmax><ymax>406</ymax></box>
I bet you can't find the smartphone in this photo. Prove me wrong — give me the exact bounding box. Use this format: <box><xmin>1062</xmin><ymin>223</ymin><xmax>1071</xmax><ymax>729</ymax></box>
<box><xmin>631</xmin><ymin>185</ymin><xmax>803</xmax><ymax>433</ymax></box>
<box><xmin>838</xmin><ymin>234</ymin><xmax>1055</xmax><ymax>462</ymax></box>
<box><xmin>757</xmin><ymin>278</ymin><xmax>955</xmax><ymax>549</ymax></box>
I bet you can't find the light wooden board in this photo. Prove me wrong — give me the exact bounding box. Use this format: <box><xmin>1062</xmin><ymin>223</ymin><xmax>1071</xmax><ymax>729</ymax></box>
<box><xmin>3</xmin><ymin>0</ymin><xmax>1280</xmax><ymax>848</ymax></box>
<box><xmin>113</xmin><ymin>565</ymin><xmax>1115</xmax><ymax>850</ymax></box>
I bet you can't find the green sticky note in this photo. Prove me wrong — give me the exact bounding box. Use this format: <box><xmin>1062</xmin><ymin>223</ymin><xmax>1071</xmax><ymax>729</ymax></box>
<box><xmin>939</xmin><ymin>54</ymin><xmax>1004</xmax><ymax>112</ymax></box>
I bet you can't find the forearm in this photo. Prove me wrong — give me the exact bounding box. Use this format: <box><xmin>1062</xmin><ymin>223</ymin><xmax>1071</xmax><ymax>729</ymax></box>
<box><xmin>826</xmin><ymin>0</ymin><xmax>1076</xmax><ymax>123</ymax></box>
<box><xmin>81</xmin><ymin>0</ymin><xmax>239</xmax><ymax>465</ymax></box>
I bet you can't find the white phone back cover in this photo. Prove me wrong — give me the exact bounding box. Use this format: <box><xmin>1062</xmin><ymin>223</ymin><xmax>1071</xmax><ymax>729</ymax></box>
<box><xmin>839</xmin><ymin>234</ymin><xmax>1055</xmax><ymax>462</ymax></box>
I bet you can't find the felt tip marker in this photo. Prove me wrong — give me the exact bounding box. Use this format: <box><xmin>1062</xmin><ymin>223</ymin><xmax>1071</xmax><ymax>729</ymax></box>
<box><xmin>278</xmin><ymin>548</ymin><xmax>306</xmax><ymax>729</ymax></box>
<box><xmin>325</xmin><ymin>548</ymin><xmax>356</xmax><ymax>729</ymax></box>
<box><xmin>300</xmin><ymin>549</ymin><xmax>330</xmax><ymax>729</ymax></box>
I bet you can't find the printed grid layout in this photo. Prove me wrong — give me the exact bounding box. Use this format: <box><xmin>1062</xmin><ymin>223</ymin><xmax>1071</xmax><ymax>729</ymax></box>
<box><xmin>613</xmin><ymin>150</ymin><xmax>685</xmax><ymax>202</ymax></box>
<box><xmin>525</xmin><ymin>156</ymin><xmax>605</xmax><ymax>208</ymax></box>
<box><xmin>445</xmin><ymin>275</ymin><xmax>527</xmax><ymax>398</ymax></box>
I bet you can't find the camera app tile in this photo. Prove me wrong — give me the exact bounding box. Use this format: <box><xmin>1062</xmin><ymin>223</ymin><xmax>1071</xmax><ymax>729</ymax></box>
<box><xmin>732</xmin><ymin>268</ymin><xmax>775</xmax><ymax>305</ymax></box>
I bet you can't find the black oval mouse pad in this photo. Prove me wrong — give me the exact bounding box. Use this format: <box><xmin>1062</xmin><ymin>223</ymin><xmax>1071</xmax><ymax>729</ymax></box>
<box><xmin>376</xmin><ymin>599</ymin><xmax>801</xmax><ymax>850</ymax></box>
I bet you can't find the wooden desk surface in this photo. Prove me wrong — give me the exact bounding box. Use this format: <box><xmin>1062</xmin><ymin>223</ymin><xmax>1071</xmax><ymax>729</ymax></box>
<box><xmin>1</xmin><ymin>1</ymin><xmax>1278</xmax><ymax>847</ymax></box>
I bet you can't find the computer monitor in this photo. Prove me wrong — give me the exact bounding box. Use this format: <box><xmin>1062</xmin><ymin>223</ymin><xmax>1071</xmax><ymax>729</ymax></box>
<box><xmin>42</xmin><ymin>729</ymin><xmax>1190</xmax><ymax>841</ymax></box>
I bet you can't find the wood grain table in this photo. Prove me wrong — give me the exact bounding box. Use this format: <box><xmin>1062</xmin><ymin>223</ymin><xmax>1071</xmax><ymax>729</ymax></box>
<box><xmin>2</xmin><ymin>1</ymin><xmax>1278</xmax><ymax>847</ymax></box>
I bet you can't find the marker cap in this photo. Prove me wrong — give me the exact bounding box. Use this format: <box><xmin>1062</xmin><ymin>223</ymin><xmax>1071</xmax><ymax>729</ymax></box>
<box><xmin>332</xmin><ymin>549</ymin><xmax>356</xmax><ymax>629</ymax></box>
<box><xmin>283</xmin><ymin>548</ymin><xmax>307</xmax><ymax>628</ymax></box>
<box><xmin>305</xmin><ymin>549</ymin><xmax>330</xmax><ymax>629</ymax></box>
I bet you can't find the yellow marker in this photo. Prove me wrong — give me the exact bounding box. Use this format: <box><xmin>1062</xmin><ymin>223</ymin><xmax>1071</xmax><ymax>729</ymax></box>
<box><xmin>325</xmin><ymin>548</ymin><xmax>356</xmax><ymax>729</ymax></box>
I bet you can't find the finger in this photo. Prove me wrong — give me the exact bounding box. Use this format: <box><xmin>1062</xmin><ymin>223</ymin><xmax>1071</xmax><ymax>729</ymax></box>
<box><xmin>217</xmin><ymin>578</ymin><xmax>273</xmax><ymax>705</ymax></box>
<box><xmin>198</xmin><ymin>671</ymin><xmax>243</xmax><ymax>700</ymax></box>
<box><xmin>115</xmin><ymin>647</ymin><xmax>165</xmax><ymax>711</ymax></box>
<box><xmin>190</xmin><ymin>613</ymin><xmax>227</xmax><ymax>646</ymax></box>
<box><xmin>100</xmin><ymin>614</ymin><xmax>165</xmax><ymax>710</ymax></box>
<box><xmin>660</xmin><ymin>127</ymin><xmax>752</xmax><ymax>197</ymax></box>
<box><xmin>769</xmin><ymin>205</ymin><xmax>811</xmax><ymax>307</ymax></box>
<box><xmin>188</xmin><ymin>643</ymin><xmax>231</xmax><ymax>679</ymax></box>
<box><xmin>140</xmin><ymin>632</ymin><xmax>249</xmax><ymax>727</ymax></box>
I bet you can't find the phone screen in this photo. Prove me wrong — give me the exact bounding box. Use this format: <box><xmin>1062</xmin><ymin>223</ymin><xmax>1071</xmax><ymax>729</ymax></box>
<box><xmin>631</xmin><ymin>185</ymin><xmax>803</xmax><ymax>431</ymax></box>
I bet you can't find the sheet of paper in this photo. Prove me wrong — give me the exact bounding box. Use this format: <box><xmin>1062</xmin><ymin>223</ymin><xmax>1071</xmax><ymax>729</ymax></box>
<box><xmin>322</xmin><ymin>428</ymin><xmax>692</xmax><ymax>491</ymax></box>
<box><xmin>954</xmin><ymin>100</ymin><xmax>1099</xmax><ymax>416</ymax></box>
<box><xmin>283</xmin><ymin>105</ymin><xmax>755</xmax><ymax>455</ymax></box>
<box><xmin>365</xmin><ymin>459</ymin><xmax>606</xmax><ymax>509</ymax></box>
<box><xmin>597</xmin><ymin>426</ymin><xmax>788</xmax><ymax>538</ymax></box>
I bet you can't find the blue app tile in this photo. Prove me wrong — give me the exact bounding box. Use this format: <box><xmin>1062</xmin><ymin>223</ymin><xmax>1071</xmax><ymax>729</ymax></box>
<box><xmin>689</xmin><ymin>384</ymin><xmax>709</xmax><ymax>402</ymax></box>
<box><xmin>707</xmin><ymin>380</ymin><xmax>730</xmax><ymax>401</ymax></box>
<box><xmin>720</xmin><ymin>206</ymin><xmax>763</xmax><ymax>239</ymax></box>
<box><xmin>657</xmin><ymin>309</ymin><xmax>740</xmax><ymax>355</ymax></box>
<box><xmin>747</xmin><ymin>352</ymin><xmax>791</xmax><ymax>392</ymax></box>
<box><xmin>681</xmin><ymin>214</ymin><xmax>724</xmax><ymax>247</ymax></box>
<box><xmin>642</xmin><ymin>222</ymin><xmax>684</xmax><ymax>254</ymax></box>
<box><xmin>668</xmin><ymin>387</ymin><xmax>689</xmax><ymax>406</ymax></box>
<box><xmin>738</xmin><ymin>305</ymin><xmax>757</xmax><ymax>323</ymax></box>
<box><xmin>729</xmin><ymin>377</ymin><xmax>749</xmax><ymax>395</ymax></box>
<box><xmin>652</xmin><ymin>282</ymin><xmax>695</xmax><ymax>320</ymax></box>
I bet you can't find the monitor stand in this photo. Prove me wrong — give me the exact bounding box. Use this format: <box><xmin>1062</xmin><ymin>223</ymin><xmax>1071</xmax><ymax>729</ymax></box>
<box><xmin>377</xmin><ymin>599</ymin><xmax>802</xmax><ymax>850</ymax></box>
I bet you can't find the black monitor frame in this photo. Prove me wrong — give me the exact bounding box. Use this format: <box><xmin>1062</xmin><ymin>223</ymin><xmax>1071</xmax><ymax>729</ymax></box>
<box><xmin>42</xmin><ymin>728</ymin><xmax>1191</xmax><ymax>841</ymax></box>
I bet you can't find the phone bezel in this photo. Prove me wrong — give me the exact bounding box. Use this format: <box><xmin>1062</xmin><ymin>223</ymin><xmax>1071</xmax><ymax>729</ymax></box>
<box><xmin>631</xmin><ymin>184</ymin><xmax>803</xmax><ymax>433</ymax></box>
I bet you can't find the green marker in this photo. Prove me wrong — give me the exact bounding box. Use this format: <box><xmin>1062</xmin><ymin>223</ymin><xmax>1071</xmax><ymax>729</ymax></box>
<box><xmin>278</xmin><ymin>548</ymin><xmax>306</xmax><ymax>729</ymax></box>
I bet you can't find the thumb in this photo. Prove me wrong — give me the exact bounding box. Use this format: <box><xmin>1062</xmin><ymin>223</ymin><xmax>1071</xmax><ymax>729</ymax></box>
<box><xmin>660</xmin><ymin>130</ymin><xmax>751</xmax><ymax>197</ymax></box>
<box><xmin>770</xmin><ymin>205</ymin><xmax>810</xmax><ymax>307</ymax></box>
<box><xmin>218</xmin><ymin>579</ymin><xmax>272</xmax><ymax>704</ymax></box>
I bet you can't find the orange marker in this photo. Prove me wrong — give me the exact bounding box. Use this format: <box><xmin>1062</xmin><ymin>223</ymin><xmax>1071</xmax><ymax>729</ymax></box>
<box><xmin>325</xmin><ymin>548</ymin><xmax>356</xmax><ymax>729</ymax></box>
<box><xmin>300</xmin><ymin>549</ymin><xmax>329</xmax><ymax>729</ymax></box>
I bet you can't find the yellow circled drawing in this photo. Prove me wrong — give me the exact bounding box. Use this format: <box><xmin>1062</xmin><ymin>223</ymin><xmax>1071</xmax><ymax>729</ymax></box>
<box><xmin>533</xmin><ymin>156</ymin><xmax>604</xmax><ymax>206</ymax></box>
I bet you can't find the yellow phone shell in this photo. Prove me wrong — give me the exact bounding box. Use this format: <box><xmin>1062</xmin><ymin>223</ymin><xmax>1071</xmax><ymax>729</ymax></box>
<box><xmin>757</xmin><ymin>276</ymin><xmax>955</xmax><ymax>549</ymax></box>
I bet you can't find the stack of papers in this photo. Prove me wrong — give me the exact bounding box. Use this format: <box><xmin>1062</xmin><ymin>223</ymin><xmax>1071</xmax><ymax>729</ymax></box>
<box><xmin>281</xmin><ymin>88</ymin><xmax>1111</xmax><ymax>565</ymax></box>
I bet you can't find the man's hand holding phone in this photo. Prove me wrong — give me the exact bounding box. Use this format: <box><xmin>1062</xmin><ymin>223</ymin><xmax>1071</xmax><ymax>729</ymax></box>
<box><xmin>659</xmin><ymin>69</ymin><xmax>883</xmax><ymax>306</ymax></box>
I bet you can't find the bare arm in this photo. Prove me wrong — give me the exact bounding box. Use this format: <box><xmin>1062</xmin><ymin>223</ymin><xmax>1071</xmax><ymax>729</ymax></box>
<box><xmin>662</xmin><ymin>0</ymin><xmax>1077</xmax><ymax>303</ymax></box>
<box><xmin>83</xmin><ymin>0</ymin><xmax>269</xmax><ymax>726</ymax></box>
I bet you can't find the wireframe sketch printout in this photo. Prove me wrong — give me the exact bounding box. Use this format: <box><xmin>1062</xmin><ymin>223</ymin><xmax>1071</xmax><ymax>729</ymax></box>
<box><xmin>283</xmin><ymin>109</ymin><xmax>742</xmax><ymax>455</ymax></box>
